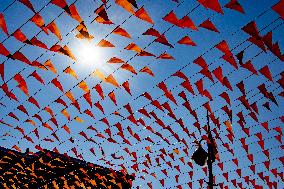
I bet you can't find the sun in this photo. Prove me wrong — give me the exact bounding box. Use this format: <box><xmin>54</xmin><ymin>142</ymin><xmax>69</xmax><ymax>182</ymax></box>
<box><xmin>74</xmin><ymin>40</ymin><xmax>103</xmax><ymax>68</ymax></box>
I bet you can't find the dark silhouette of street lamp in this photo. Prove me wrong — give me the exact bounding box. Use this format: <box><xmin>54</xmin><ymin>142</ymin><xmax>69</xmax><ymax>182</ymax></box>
<box><xmin>191</xmin><ymin>111</ymin><xmax>218</xmax><ymax>189</ymax></box>
<box><xmin>191</xmin><ymin>143</ymin><xmax>208</xmax><ymax>166</ymax></box>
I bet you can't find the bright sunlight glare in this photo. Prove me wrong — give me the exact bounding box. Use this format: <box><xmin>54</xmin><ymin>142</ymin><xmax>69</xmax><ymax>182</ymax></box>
<box><xmin>75</xmin><ymin>40</ymin><xmax>103</xmax><ymax>68</ymax></box>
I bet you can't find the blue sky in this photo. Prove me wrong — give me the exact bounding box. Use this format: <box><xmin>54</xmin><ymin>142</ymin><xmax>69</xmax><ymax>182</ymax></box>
<box><xmin>0</xmin><ymin>0</ymin><xmax>283</xmax><ymax>188</ymax></box>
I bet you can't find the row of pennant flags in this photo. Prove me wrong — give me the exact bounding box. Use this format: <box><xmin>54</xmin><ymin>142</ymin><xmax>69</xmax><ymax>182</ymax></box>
<box><xmin>0</xmin><ymin>147</ymin><xmax>134</xmax><ymax>189</ymax></box>
<box><xmin>0</xmin><ymin>0</ymin><xmax>284</xmax><ymax>188</ymax></box>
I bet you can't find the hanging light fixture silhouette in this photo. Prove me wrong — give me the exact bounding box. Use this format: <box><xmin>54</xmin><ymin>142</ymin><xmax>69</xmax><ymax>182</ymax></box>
<box><xmin>191</xmin><ymin>111</ymin><xmax>218</xmax><ymax>189</ymax></box>
<box><xmin>191</xmin><ymin>141</ymin><xmax>208</xmax><ymax>166</ymax></box>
